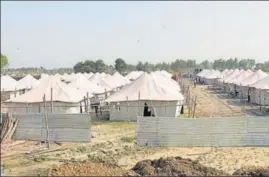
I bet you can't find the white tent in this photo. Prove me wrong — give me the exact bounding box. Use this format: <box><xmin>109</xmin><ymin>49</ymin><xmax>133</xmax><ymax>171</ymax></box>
<box><xmin>249</xmin><ymin>76</ymin><xmax>269</xmax><ymax>105</ymax></box>
<box><xmin>231</xmin><ymin>70</ymin><xmax>254</xmax><ymax>85</ymax></box>
<box><xmin>106</xmin><ymin>72</ymin><xmax>184</xmax><ymax>121</ymax></box>
<box><xmin>68</xmin><ymin>74</ymin><xmax>104</xmax><ymax>95</ymax></box>
<box><xmin>103</xmin><ymin>74</ymin><xmax>125</xmax><ymax>89</ymax></box>
<box><xmin>5</xmin><ymin>76</ymin><xmax>86</xmax><ymax>114</ymax></box>
<box><xmin>225</xmin><ymin>70</ymin><xmax>254</xmax><ymax>94</ymax></box>
<box><xmin>152</xmin><ymin>71</ymin><xmax>181</xmax><ymax>92</ymax></box>
<box><xmin>203</xmin><ymin>70</ymin><xmax>222</xmax><ymax>85</ymax></box>
<box><xmin>160</xmin><ymin>70</ymin><xmax>172</xmax><ymax>78</ymax></box>
<box><xmin>196</xmin><ymin>69</ymin><xmax>210</xmax><ymax>77</ymax></box>
<box><xmin>220</xmin><ymin>69</ymin><xmax>233</xmax><ymax>79</ymax></box>
<box><xmin>89</xmin><ymin>73</ymin><xmax>113</xmax><ymax>92</ymax></box>
<box><xmin>125</xmin><ymin>71</ymin><xmax>144</xmax><ymax>81</ymax></box>
<box><xmin>240</xmin><ymin>70</ymin><xmax>268</xmax><ymax>87</ymax></box>
<box><xmin>113</xmin><ymin>72</ymin><xmax>130</xmax><ymax>85</ymax></box>
<box><xmin>16</xmin><ymin>74</ymin><xmax>40</xmax><ymax>90</ymax></box>
<box><xmin>1</xmin><ymin>75</ymin><xmax>17</xmax><ymax>92</ymax></box>
<box><xmin>236</xmin><ymin>70</ymin><xmax>268</xmax><ymax>99</ymax></box>
<box><xmin>250</xmin><ymin>75</ymin><xmax>269</xmax><ymax>90</ymax></box>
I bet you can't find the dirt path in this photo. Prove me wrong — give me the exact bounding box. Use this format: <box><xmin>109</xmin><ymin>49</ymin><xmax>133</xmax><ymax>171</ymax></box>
<box><xmin>188</xmin><ymin>85</ymin><xmax>246</xmax><ymax>117</ymax></box>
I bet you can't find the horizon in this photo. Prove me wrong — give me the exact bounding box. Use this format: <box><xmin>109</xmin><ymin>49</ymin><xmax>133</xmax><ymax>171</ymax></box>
<box><xmin>1</xmin><ymin>1</ymin><xmax>269</xmax><ymax>69</ymax></box>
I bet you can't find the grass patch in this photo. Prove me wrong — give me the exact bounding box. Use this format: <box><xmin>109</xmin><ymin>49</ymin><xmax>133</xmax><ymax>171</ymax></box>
<box><xmin>120</xmin><ymin>136</ymin><xmax>135</xmax><ymax>143</ymax></box>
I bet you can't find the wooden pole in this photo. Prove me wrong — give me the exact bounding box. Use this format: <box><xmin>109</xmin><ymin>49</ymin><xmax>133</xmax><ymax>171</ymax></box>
<box><xmin>192</xmin><ymin>96</ymin><xmax>197</xmax><ymax>118</ymax></box>
<box><xmin>83</xmin><ymin>96</ymin><xmax>87</xmax><ymax>113</ymax></box>
<box><xmin>50</xmin><ymin>88</ymin><xmax>53</xmax><ymax>113</ymax></box>
<box><xmin>259</xmin><ymin>89</ymin><xmax>262</xmax><ymax>111</ymax></box>
<box><xmin>86</xmin><ymin>92</ymin><xmax>89</xmax><ymax>113</ymax></box>
<box><xmin>138</xmin><ymin>91</ymin><xmax>141</xmax><ymax>116</ymax></box>
<box><xmin>126</xmin><ymin>96</ymin><xmax>130</xmax><ymax>122</ymax></box>
<box><xmin>26</xmin><ymin>102</ymin><xmax>28</xmax><ymax>113</ymax></box>
<box><xmin>80</xmin><ymin>101</ymin><xmax>82</xmax><ymax>113</ymax></box>
<box><xmin>126</xmin><ymin>96</ymin><xmax>129</xmax><ymax>113</ymax></box>
<box><xmin>43</xmin><ymin>94</ymin><xmax>50</xmax><ymax>148</ymax></box>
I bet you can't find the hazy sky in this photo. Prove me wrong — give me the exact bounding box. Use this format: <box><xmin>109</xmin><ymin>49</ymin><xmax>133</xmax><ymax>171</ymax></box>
<box><xmin>1</xmin><ymin>1</ymin><xmax>269</xmax><ymax>69</ymax></box>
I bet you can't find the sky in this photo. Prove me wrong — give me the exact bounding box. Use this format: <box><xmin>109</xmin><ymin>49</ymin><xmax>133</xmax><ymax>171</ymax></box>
<box><xmin>1</xmin><ymin>1</ymin><xmax>269</xmax><ymax>69</ymax></box>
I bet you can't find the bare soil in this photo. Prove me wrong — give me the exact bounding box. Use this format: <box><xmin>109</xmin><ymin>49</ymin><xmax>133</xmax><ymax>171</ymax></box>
<box><xmin>132</xmin><ymin>156</ymin><xmax>229</xmax><ymax>176</ymax></box>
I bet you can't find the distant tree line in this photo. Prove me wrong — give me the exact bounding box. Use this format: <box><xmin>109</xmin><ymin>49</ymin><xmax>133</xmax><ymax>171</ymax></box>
<box><xmin>2</xmin><ymin>54</ymin><xmax>269</xmax><ymax>77</ymax></box>
<box><xmin>73</xmin><ymin>58</ymin><xmax>269</xmax><ymax>74</ymax></box>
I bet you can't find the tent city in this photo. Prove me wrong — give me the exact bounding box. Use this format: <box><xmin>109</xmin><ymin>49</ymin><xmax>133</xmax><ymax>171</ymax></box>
<box><xmin>1</xmin><ymin>1</ymin><xmax>269</xmax><ymax>176</ymax></box>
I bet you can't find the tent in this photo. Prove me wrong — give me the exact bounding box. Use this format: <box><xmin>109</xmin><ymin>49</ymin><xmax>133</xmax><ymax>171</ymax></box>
<box><xmin>203</xmin><ymin>70</ymin><xmax>222</xmax><ymax>85</ymax></box>
<box><xmin>68</xmin><ymin>74</ymin><xmax>100</xmax><ymax>96</ymax></box>
<box><xmin>1</xmin><ymin>75</ymin><xmax>17</xmax><ymax>92</ymax></box>
<box><xmin>5</xmin><ymin>76</ymin><xmax>86</xmax><ymax>114</ymax></box>
<box><xmin>113</xmin><ymin>72</ymin><xmax>130</xmax><ymax>85</ymax></box>
<box><xmin>237</xmin><ymin>70</ymin><xmax>268</xmax><ymax>99</ymax></box>
<box><xmin>16</xmin><ymin>74</ymin><xmax>40</xmax><ymax>90</ymax></box>
<box><xmin>226</xmin><ymin>70</ymin><xmax>254</xmax><ymax>95</ymax></box>
<box><xmin>1</xmin><ymin>75</ymin><xmax>19</xmax><ymax>101</ymax></box>
<box><xmin>249</xmin><ymin>76</ymin><xmax>269</xmax><ymax>105</ymax></box>
<box><xmin>160</xmin><ymin>70</ymin><xmax>172</xmax><ymax>78</ymax></box>
<box><xmin>151</xmin><ymin>71</ymin><xmax>181</xmax><ymax>92</ymax></box>
<box><xmin>125</xmin><ymin>71</ymin><xmax>144</xmax><ymax>81</ymax></box>
<box><xmin>106</xmin><ymin>72</ymin><xmax>184</xmax><ymax>121</ymax></box>
<box><xmin>196</xmin><ymin>69</ymin><xmax>210</xmax><ymax>83</ymax></box>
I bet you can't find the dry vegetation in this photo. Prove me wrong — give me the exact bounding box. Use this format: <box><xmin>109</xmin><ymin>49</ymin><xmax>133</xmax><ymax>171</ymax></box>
<box><xmin>1</xmin><ymin>84</ymin><xmax>269</xmax><ymax>176</ymax></box>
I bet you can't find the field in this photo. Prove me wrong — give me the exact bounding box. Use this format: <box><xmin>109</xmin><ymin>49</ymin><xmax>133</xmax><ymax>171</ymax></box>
<box><xmin>1</xmin><ymin>84</ymin><xmax>269</xmax><ymax>176</ymax></box>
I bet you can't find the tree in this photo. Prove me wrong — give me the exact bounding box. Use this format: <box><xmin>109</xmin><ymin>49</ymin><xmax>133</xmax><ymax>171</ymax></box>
<box><xmin>95</xmin><ymin>59</ymin><xmax>106</xmax><ymax>73</ymax></box>
<box><xmin>1</xmin><ymin>54</ymin><xmax>9</xmax><ymax>72</ymax></box>
<box><xmin>200</xmin><ymin>60</ymin><xmax>211</xmax><ymax>69</ymax></box>
<box><xmin>73</xmin><ymin>61</ymin><xmax>85</xmax><ymax>73</ymax></box>
<box><xmin>136</xmin><ymin>61</ymin><xmax>144</xmax><ymax>71</ymax></box>
<box><xmin>84</xmin><ymin>60</ymin><xmax>96</xmax><ymax>73</ymax></box>
<box><xmin>115</xmin><ymin>58</ymin><xmax>127</xmax><ymax>74</ymax></box>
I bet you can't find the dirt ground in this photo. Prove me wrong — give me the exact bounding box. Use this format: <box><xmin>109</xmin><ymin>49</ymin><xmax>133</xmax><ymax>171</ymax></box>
<box><xmin>1</xmin><ymin>84</ymin><xmax>269</xmax><ymax>176</ymax></box>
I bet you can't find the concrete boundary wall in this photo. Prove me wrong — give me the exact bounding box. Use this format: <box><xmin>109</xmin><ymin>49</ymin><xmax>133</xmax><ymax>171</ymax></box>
<box><xmin>12</xmin><ymin>113</ymin><xmax>91</xmax><ymax>142</ymax></box>
<box><xmin>137</xmin><ymin>116</ymin><xmax>269</xmax><ymax>147</ymax></box>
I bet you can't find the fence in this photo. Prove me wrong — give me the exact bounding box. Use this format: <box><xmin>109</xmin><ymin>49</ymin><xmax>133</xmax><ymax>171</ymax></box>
<box><xmin>137</xmin><ymin>116</ymin><xmax>269</xmax><ymax>147</ymax></box>
<box><xmin>3</xmin><ymin>113</ymin><xmax>91</xmax><ymax>142</ymax></box>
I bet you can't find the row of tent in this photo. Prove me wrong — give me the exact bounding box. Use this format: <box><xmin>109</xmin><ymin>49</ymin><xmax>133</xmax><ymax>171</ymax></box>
<box><xmin>196</xmin><ymin>69</ymin><xmax>269</xmax><ymax>106</ymax></box>
<box><xmin>2</xmin><ymin>70</ymin><xmax>184</xmax><ymax>119</ymax></box>
<box><xmin>0</xmin><ymin>71</ymin><xmax>145</xmax><ymax>92</ymax></box>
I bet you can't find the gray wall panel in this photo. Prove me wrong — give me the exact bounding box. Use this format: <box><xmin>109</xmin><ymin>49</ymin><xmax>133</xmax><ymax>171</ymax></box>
<box><xmin>137</xmin><ymin>116</ymin><xmax>269</xmax><ymax>147</ymax></box>
<box><xmin>12</xmin><ymin>113</ymin><xmax>91</xmax><ymax>142</ymax></box>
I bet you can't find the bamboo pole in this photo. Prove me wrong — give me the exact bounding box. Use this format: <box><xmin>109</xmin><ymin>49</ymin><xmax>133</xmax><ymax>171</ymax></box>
<box><xmin>26</xmin><ymin>102</ymin><xmax>28</xmax><ymax>113</ymax></box>
<box><xmin>192</xmin><ymin>96</ymin><xmax>197</xmax><ymax>118</ymax></box>
<box><xmin>83</xmin><ymin>96</ymin><xmax>87</xmax><ymax>113</ymax></box>
<box><xmin>50</xmin><ymin>88</ymin><xmax>53</xmax><ymax>113</ymax></box>
<box><xmin>259</xmin><ymin>89</ymin><xmax>262</xmax><ymax>111</ymax></box>
<box><xmin>126</xmin><ymin>96</ymin><xmax>129</xmax><ymax>113</ymax></box>
<box><xmin>43</xmin><ymin>94</ymin><xmax>50</xmax><ymax>148</ymax></box>
<box><xmin>80</xmin><ymin>101</ymin><xmax>82</xmax><ymax>113</ymax></box>
<box><xmin>138</xmin><ymin>91</ymin><xmax>141</xmax><ymax>116</ymax></box>
<box><xmin>126</xmin><ymin>96</ymin><xmax>130</xmax><ymax>122</ymax></box>
<box><xmin>86</xmin><ymin>92</ymin><xmax>89</xmax><ymax>113</ymax></box>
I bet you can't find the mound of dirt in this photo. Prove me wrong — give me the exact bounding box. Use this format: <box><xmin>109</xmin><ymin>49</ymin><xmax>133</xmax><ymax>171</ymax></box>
<box><xmin>49</xmin><ymin>162</ymin><xmax>135</xmax><ymax>176</ymax></box>
<box><xmin>232</xmin><ymin>166</ymin><xmax>269</xmax><ymax>177</ymax></box>
<box><xmin>132</xmin><ymin>156</ymin><xmax>229</xmax><ymax>176</ymax></box>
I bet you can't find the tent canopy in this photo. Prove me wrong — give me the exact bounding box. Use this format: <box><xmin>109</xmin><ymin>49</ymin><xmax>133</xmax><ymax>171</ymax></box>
<box><xmin>6</xmin><ymin>76</ymin><xmax>85</xmax><ymax>103</ymax></box>
<box><xmin>106</xmin><ymin>72</ymin><xmax>184</xmax><ymax>102</ymax></box>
